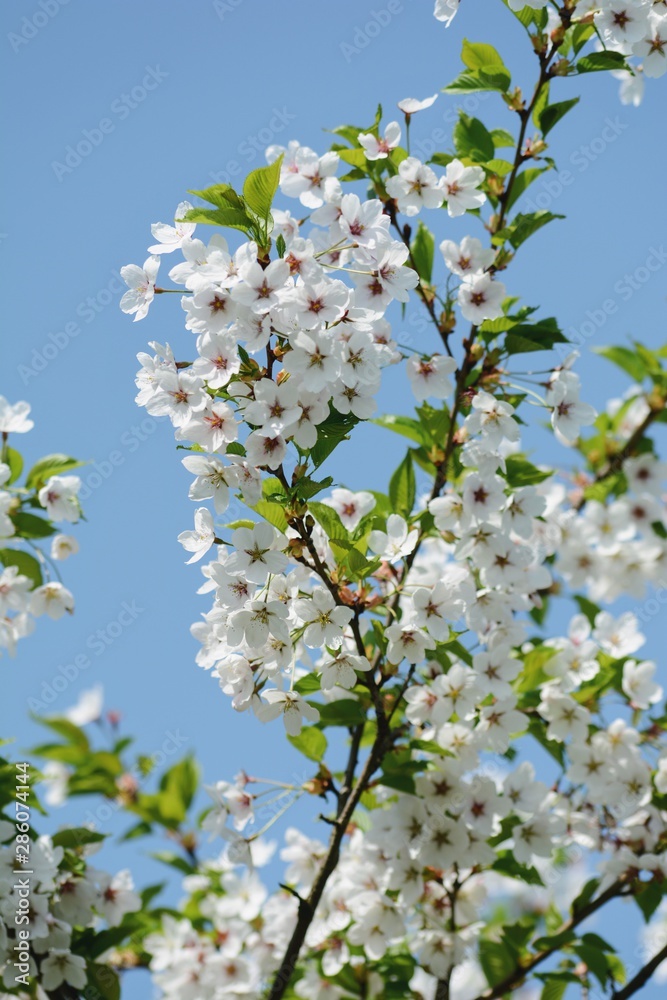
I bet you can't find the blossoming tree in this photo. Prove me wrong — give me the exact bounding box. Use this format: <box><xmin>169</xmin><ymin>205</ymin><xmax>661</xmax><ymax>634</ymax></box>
<box><xmin>5</xmin><ymin>0</ymin><xmax>667</xmax><ymax>998</ymax></box>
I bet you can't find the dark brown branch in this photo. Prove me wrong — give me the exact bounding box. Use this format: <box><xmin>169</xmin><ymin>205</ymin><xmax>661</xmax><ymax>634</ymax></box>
<box><xmin>613</xmin><ymin>942</ymin><xmax>667</xmax><ymax>1000</ymax></box>
<box><xmin>470</xmin><ymin>879</ymin><xmax>630</xmax><ymax>1000</ymax></box>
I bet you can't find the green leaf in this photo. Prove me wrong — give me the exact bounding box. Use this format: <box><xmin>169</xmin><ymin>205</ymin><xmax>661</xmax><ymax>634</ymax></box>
<box><xmin>594</xmin><ymin>345</ymin><xmax>647</xmax><ymax>382</ymax></box>
<box><xmin>500</xmin><ymin>211</ymin><xmax>565</xmax><ymax>251</ymax></box>
<box><xmin>540</xmin><ymin>97</ymin><xmax>580</xmax><ymax>137</ymax></box>
<box><xmin>572</xmin><ymin>22</ymin><xmax>594</xmax><ymax>56</ymax></box>
<box><xmin>372</xmin><ymin>414</ymin><xmax>424</xmax><ymax>445</ymax></box>
<box><xmin>288</xmin><ymin>726</ymin><xmax>328</xmax><ymax>762</ymax></box>
<box><xmin>243</xmin><ymin>154</ymin><xmax>283</xmax><ymax>226</ymax></box>
<box><xmin>444</xmin><ymin>67</ymin><xmax>511</xmax><ymax>94</ymax></box>
<box><xmin>479</xmin><ymin>939</ymin><xmax>516</xmax><ymax>987</ymax></box>
<box><xmin>0</xmin><ymin>549</ymin><xmax>42</xmax><ymax>589</ymax></box>
<box><xmin>4</xmin><ymin>447</ymin><xmax>23</xmax><ymax>485</ymax></box>
<box><xmin>573</xmin><ymin>943</ymin><xmax>610</xmax><ymax>988</ymax></box>
<box><xmin>275</xmin><ymin>233</ymin><xmax>286</xmax><ymax>258</ymax></box>
<box><xmin>492</xmin><ymin>851</ymin><xmax>545</xmax><ymax>886</ymax></box>
<box><xmin>316</xmin><ymin>699</ymin><xmax>367</xmax><ymax>728</ymax></box>
<box><xmin>490</xmin><ymin>128</ymin><xmax>515</xmax><ymax>148</ymax></box>
<box><xmin>182</xmin><ymin>206</ymin><xmax>254</xmax><ymax>234</ymax></box>
<box><xmin>410</xmin><ymin>222</ymin><xmax>435</xmax><ymax>283</ymax></box>
<box><xmin>504</xmin><ymin>167</ymin><xmax>549</xmax><ymax>212</ymax></box>
<box><xmin>253</xmin><ymin>499</ymin><xmax>289</xmax><ymax>533</ymax></box>
<box><xmin>11</xmin><ymin>512</ymin><xmax>56</xmax><ymax>539</ymax></box>
<box><xmin>505</xmin><ymin>317</ymin><xmax>568</xmax><ymax>354</ymax></box>
<box><xmin>25</xmin><ymin>454</ymin><xmax>84</xmax><ymax>490</ymax></box>
<box><xmin>577</xmin><ymin>51</ymin><xmax>627</xmax><ymax>73</ymax></box>
<box><xmin>540</xmin><ymin>978</ymin><xmax>568</xmax><ymax>1000</ymax></box>
<box><xmin>293</xmin><ymin>475</ymin><xmax>334</xmax><ymax>502</ymax></box>
<box><xmin>294</xmin><ymin>673</ymin><xmax>321</xmax><ymax>695</ymax></box>
<box><xmin>505</xmin><ymin>455</ymin><xmax>552</xmax><ymax>487</ymax></box>
<box><xmin>86</xmin><ymin>964</ymin><xmax>120</xmax><ymax>1000</ymax></box>
<box><xmin>636</xmin><ymin>881</ymin><xmax>663</xmax><ymax>921</ymax></box>
<box><xmin>572</xmin><ymin>877</ymin><xmax>600</xmax><ymax>914</ymax></box>
<box><xmin>378</xmin><ymin>771</ymin><xmax>416</xmax><ymax>795</ymax></box>
<box><xmin>151</xmin><ymin>851</ymin><xmax>196</xmax><ymax>875</ymax></box>
<box><xmin>454</xmin><ymin>113</ymin><xmax>495</xmax><ymax>162</ymax></box>
<box><xmin>389</xmin><ymin>451</ymin><xmax>416</xmax><ymax>519</ymax></box>
<box><xmin>187</xmin><ymin>184</ymin><xmax>245</xmax><ymax>211</ymax></box>
<box><xmin>308</xmin><ymin>501</ymin><xmax>348</xmax><ymax>541</ymax></box>
<box><xmin>461</xmin><ymin>39</ymin><xmax>506</xmax><ymax>70</ymax></box>
<box><xmin>52</xmin><ymin>828</ymin><xmax>106</xmax><ymax>849</ymax></box>
<box><xmin>532</xmin><ymin>82</ymin><xmax>550</xmax><ymax>129</ymax></box>
<box><xmin>310</xmin><ymin>408</ymin><xmax>359</xmax><ymax>468</ymax></box>
<box><xmin>34</xmin><ymin>716</ymin><xmax>89</xmax><ymax>750</ymax></box>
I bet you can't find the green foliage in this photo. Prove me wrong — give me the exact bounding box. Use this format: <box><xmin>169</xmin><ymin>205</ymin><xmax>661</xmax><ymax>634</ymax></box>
<box><xmin>25</xmin><ymin>453</ymin><xmax>84</xmax><ymax>490</ymax></box>
<box><xmin>389</xmin><ymin>451</ymin><xmax>416</xmax><ymax>518</ymax></box>
<box><xmin>288</xmin><ymin>726</ymin><xmax>328</xmax><ymax>762</ymax></box>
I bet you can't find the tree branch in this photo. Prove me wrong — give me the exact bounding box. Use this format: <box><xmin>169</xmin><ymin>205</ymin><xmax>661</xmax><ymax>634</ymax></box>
<box><xmin>470</xmin><ymin>879</ymin><xmax>631</xmax><ymax>1000</ymax></box>
<box><xmin>613</xmin><ymin>942</ymin><xmax>667</xmax><ymax>1000</ymax></box>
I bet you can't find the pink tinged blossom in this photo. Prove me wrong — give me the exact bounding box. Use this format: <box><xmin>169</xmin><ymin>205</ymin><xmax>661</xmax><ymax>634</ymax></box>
<box><xmin>357</xmin><ymin>121</ymin><xmax>402</xmax><ymax>160</ymax></box>
<box><xmin>442</xmin><ymin>159</ymin><xmax>486</xmax><ymax>217</ymax></box>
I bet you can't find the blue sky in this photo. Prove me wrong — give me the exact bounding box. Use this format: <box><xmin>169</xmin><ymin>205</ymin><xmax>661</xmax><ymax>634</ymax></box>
<box><xmin>1</xmin><ymin>0</ymin><xmax>666</xmax><ymax>996</ymax></box>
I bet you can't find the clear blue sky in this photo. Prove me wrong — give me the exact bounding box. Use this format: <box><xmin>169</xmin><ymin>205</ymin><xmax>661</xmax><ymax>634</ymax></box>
<box><xmin>2</xmin><ymin>1</ymin><xmax>665</xmax><ymax>996</ymax></box>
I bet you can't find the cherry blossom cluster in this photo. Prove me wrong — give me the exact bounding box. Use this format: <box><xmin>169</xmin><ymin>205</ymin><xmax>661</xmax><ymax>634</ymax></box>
<box><xmin>0</xmin><ymin>820</ymin><xmax>140</xmax><ymax>995</ymax></box>
<box><xmin>435</xmin><ymin>0</ymin><xmax>667</xmax><ymax>106</ymax></box>
<box><xmin>0</xmin><ymin>397</ymin><xmax>83</xmax><ymax>659</ymax></box>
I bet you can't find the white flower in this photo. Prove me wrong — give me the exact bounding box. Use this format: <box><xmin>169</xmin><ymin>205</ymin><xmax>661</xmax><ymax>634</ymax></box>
<box><xmin>257</xmin><ymin>690</ymin><xmax>320</xmax><ymax>736</ymax></box>
<box><xmin>294</xmin><ymin>586</ymin><xmax>353</xmax><ymax>648</ymax></box>
<box><xmin>397</xmin><ymin>94</ymin><xmax>438</xmax><ymax>115</ymax></box>
<box><xmin>458</xmin><ymin>273</ymin><xmax>506</xmax><ymax>323</ymax></box>
<box><xmin>465</xmin><ymin>391</ymin><xmax>519</xmax><ymax>446</ymax></box>
<box><xmin>442</xmin><ymin>159</ymin><xmax>486</xmax><ymax>217</ymax></box>
<box><xmin>548</xmin><ymin>378</ymin><xmax>597</xmax><ymax>445</ymax></box>
<box><xmin>148</xmin><ymin>201</ymin><xmax>196</xmax><ymax>254</ymax></box>
<box><xmin>624</xmin><ymin>454</ymin><xmax>667</xmax><ymax>496</ymax></box>
<box><xmin>612</xmin><ymin>66</ymin><xmax>645</xmax><ymax>105</ymax></box>
<box><xmin>178</xmin><ymin>508</ymin><xmax>215</xmax><ymax>564</ymax></box>
<box><xmin>38</xmin><ymin>475</ymin><xmax>81</xmax><ymax>523</ymax></box>
<box><xmin>538</xmin><ymin>688</ymin><xmax>590</xmax><ymax>743</ymax></box>
<box><xmin>320</xmin><ymin>650</ymin><xmax>371</xmax><ymax>690</ymax></box>
<box><xmin>386</xmin><ymin>157</ymin><xmax>444</xmax><ymax>216</ymax></box>
<box><xmin>633</xmin><ymin>13</ymin><xmax>667</xmax><ymax>78</ymax></box>
<box><xmin>66</xmin><ymin>685</ymin><xmax>103</xmax><ymax>726</ymax></box>
<box><xmin>232</xmin><ymin>259</ymin><xmax>290</xmax><ymax>314</ymax></box>
<box><xmin>227</xmin><ymin>600</ymin><xmax>291</xmax><ymax>648</ymax></box>
<box><xmin>622</xmin><ymin>659</ymin><xmax>663</xmax><ymax>709</ymax></box>
<box><xmin>50</xmin><ymin>534</ymin><xmax>79</xmax><ymax>561</ymax></box>
<box><xmin>477</xmin><ymin>698</ymin><xmax>528</xmax><ymax>752</ymax></box>
<box><xmin>245</xmin><ymin>428</ymin><xmax>288</xmax><ymax>470</ymax></box>
<box><xmin>593</xmin><ymin>611</ymin><xmax>645</xmax><ymax>657</ymax></box>
<box><xmin>94</xmin><ymin>869</ymin><xmax>141</xmax><ymax>925</ymax></box>
<box><xmin>282</xmin><ymin>331</ymin><xmax>341</xmax><ymax>392</ymax></box>
<box><xmin>182</xmin><ymin>455</ymin><xmax>230</xmax><ymax>514</ymax></box>
<box><xmin>369</xmin><ymin>514</ymin><xmax>418</xmax><ymax>562</ymax></box>
<box><xmin>441</xmin><ymin>236</ymin><xmax>495</xmax><ymax>279</ymax></box>
<box><xmin>120</xmin><ymin>255</ymin><xmax>160</xmax><ymax>321</ymax></box>
<box><xmin>0</xmin><ymin>397</ymin><xmax>34</xmax><ymax>434</ymax></box>
<box><xmin>407</xmin><ymin>354</ymin><xmax>457</xmax><ymax>402</ymax></box>
<box><xmin>596</xmin><ymin>1</ymin><xmax>651</xmax><ymax>46</ymax></box>
<box><xmin>40</xmin><ymin>950</ymin><xmax>87</xmax><ymax>991</ymax></box>
<box><xmin>244</xmin><ymin>378</ymin><xmax>302</xmax><ymax>434</ymax></box>
<box><xmin>434</xmin><ymin>0</ymin><xmax>460</xmax><ymax>26</ymax></box>
<box><xmin>385</xmin><ymin>623</ymin><xmax>435</xmax><ymax>664</ymax></box>
<box><xmin>30</xmin><ymin>582</ymin><xmax>74</xmax><ymax>620</ymax></box>
<box><xmin>226</xmin><ymin>523</ymin><xmax>287</xmax><ymax>584</ymax></box>
<box><xmin>358</xmin><ymin>121</ymin><xmax>401</xmax><ymax>160</ymax></box>
<box><xmin>324</xmin><ymin>488</ymin><xmax>375</xmax><ymax>530</ymax></box>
